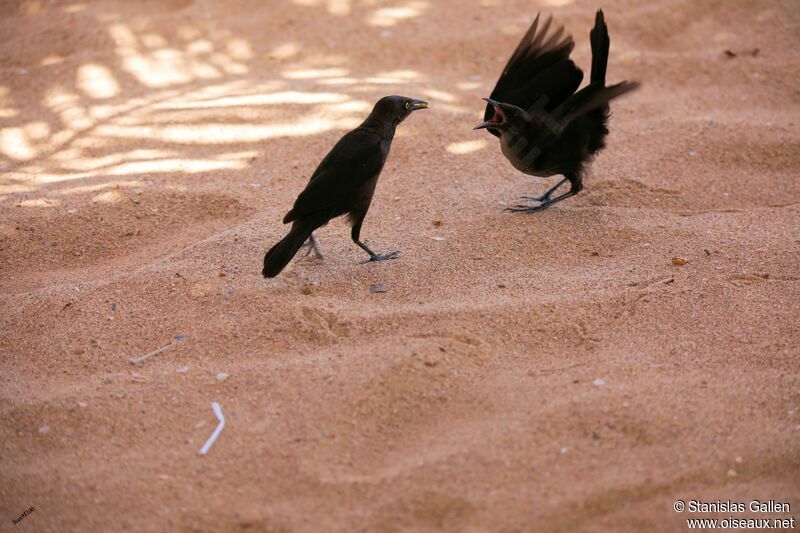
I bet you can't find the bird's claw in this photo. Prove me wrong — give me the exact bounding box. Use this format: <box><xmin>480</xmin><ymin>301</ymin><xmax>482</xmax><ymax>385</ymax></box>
<box><xmin>361</xmin><ymin>250</ymin><xmax>400</xmax><ymax>264</ymax></box>
<box><xmin>505</xmin><ymin>203</ymin><xmax>552</xmax><ymax>214</ymax></box>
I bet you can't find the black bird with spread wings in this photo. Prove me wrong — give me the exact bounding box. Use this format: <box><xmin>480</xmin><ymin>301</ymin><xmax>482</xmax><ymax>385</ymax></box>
<box><xmin>262</xmin><ymin>95</ymin><xmax>428</xmax><ymax>278</ymax></box>
<box><xmin>475</xmin><ymin>9</ymin><xmax>639</xmax><ymax>213</ymax></box>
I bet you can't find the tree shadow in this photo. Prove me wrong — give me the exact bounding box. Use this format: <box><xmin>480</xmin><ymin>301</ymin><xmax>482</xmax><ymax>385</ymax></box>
<box><xmin>0</xmin><ymin>0</ymin><xmax>492</xmax><ymax>199</ymax></box>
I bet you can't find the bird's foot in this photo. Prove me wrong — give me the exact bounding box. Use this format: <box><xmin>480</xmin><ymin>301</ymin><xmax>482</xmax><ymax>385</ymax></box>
<box><xmin>507</xmin><ymin>187</ymin><xmax>578</xmax><ymax>214</ymax></box>
<box><xmin>518</xmin><ymin>193</ymin><xmax>551</xmax><ymax>203</ymax></box>
<box><xmin>517</xmin><ymin>178</ymin><xmax>570</xmax><ymax>205</ymax></box>
<box><xmin>300</xmin><ymin>239</ymin><xmax>324</xmax><ymax>260</ymax></box>
<box><xmin>361</xmin><ymin>250</ymin><xmax>400</xmax><ymax>264</ymax></box>
<box><xmin>505</xmin><ymin>202</ymin><xmax>553</xmax><ymax>214</ymax></box>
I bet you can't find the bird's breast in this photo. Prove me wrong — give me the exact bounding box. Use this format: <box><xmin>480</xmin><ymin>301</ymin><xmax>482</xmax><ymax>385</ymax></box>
<box><xmin>499</xmin><ymin>135</ymin><xmax>555</xmax><ymax>178</ymax></box>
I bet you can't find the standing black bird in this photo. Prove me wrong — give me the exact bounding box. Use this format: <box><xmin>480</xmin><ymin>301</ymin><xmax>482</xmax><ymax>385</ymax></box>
<box><xmin>262</xmin><ymin>95</ymin><xmax>428</xmax><ymax>278</ymax></box>
<box><xmin>475</xmin><ymin>9</ymin><xmax>639</xmax><ymax>213</ymax></box>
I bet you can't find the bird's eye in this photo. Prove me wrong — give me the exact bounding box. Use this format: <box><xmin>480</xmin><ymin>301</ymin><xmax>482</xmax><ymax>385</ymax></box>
<box><xmin>405</xmin><ymin>101</ymin><xmax>410</xmax><ymax>109</ymax></box>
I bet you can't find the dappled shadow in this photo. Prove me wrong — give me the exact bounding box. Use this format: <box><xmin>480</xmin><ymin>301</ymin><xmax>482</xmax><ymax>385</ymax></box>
<box><xmin>0</xmin><ymin>0</ymin><xmax>498</xmax><ymax>204</ymax></box>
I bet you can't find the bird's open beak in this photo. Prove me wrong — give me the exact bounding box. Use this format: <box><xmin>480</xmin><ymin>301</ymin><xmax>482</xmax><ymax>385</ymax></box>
<box><xmin>410</xmin><ymin>99</ymin><xmax>429</xmax><ymax>111</ymax></box>
<box><xmin>474</xmin><ymin>97</ymin><xmax>504</xmax><ymax>130</ymax></box>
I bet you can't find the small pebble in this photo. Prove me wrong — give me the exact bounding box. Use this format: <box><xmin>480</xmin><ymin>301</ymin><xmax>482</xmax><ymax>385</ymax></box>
<box><xmin>78</xmin><ymin>401</ymin><xmax>88</xmax><ymax>408</ymax></box>
<box><xmin>560</xmin><ymin>447</ymin><xmax>568</xmax><ymax>454</ymax></box>
<box><xmin>432</xmin><ymin>236</ymin><xmax>445</xmax><ymax>241</ymax></box>
<box><xmin>39</xmin><ymin>425</ymin><xmax>50</xmax><ymax>434</ymax></box>
<box><xmin>370</xmin><ymin>283</ymin><xmax>389</xmax><ymax>293</ymax></box>
<box><xmin>176</xmin><ymin>366</ymin><xmax>189</xmax><ymax>374</ymax></box>
<box><xmin>593</xmin><ymin>378</ymin><xmax>605</xmax><ymax>386</ymax></box>
<box><xmin>216</xmin><ymin>372</ymin><xmax>229</xmax><ymax>382</ymax></box>
<box><xmin>671</xmin><ymin>257</ymin><xmax>688</xmax><ymax>266</ymax></box>
<box><xmin>727</xmin><ymin>469</ymin><xmax>737</xmax><ymax>478</ymax></box>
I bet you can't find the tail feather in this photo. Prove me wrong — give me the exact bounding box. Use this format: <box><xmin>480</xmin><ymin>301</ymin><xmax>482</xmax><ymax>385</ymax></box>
<box><xmin>558</xmin><ymin>80</ymin><xmax>640</xmax><ymax>127</ymax></box>
<box><xmin>262</xmin><ymin>222</ymin><xmax>314</xmax><ymax>278</ymax></box>
<box><xmin>590</xmin><ymin>9</ymin><xmax>610</xmax><ymax>85</ymax></box>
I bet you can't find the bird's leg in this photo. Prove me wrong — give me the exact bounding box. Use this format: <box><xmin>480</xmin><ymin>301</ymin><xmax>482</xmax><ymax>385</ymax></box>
<box><xmin>519</xmin><ymin>177</ymin><xmax>569</xmax><ymax>203</ymax></box>
<box><xmin>300</xmin><ymin>233</ymin><xmax>324</xmax><ymax>259</ymax></box>
<box><xmin>351</xmin><ymin>218</ymin><xmax>399</xmax><ymax>263</ymax></box>
<box><xmin>507</xmin><ymin>175</ymin><xmax>582</xmax><ymax>214</ymax></box>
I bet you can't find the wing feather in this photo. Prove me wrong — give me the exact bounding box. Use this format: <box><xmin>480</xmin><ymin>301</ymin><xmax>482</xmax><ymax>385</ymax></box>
<box><xmin>284</xmin><ymin>129</ymin><xmax>384</xmax><ymax>223</ymax></box>
<box><xmin>484</xmin><ymin>13</ymin><xmax>584</xmax><ymax>133</ymax></box>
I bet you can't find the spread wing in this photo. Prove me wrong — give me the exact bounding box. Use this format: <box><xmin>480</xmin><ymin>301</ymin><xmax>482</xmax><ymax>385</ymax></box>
<box><xmin>284</xmin><ymin>128</ymin><xmax>385</xmax><ymax>223</ymax></box>
<box><xmin>484</xmin><ymin>13</ymin><xmax>583</xmax><ymax>136</ymax></box>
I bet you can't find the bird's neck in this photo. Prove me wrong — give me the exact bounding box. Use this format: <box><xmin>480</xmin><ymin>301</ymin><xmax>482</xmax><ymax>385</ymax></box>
<box><xmin>359</xmin><ymin>114</ymin><xmax>398</xmax><ymax>139</ymax></box>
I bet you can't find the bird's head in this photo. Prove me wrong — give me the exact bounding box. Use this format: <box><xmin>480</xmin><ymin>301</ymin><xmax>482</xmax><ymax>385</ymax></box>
<box><xmin>372</xmin><ymin>95</ymin><xmax>429</xmax><ymax>124</ymax></box>
<box><xmin>474</xmin><ymin>98</ymin><xmax>527</xmax><ymax>134</ymax></box>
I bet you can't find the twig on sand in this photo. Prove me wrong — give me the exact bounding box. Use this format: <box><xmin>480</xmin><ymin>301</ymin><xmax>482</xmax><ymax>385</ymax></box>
<box><xmin>129</xmin><ymin>337</ymin><xmax>182</xmax><ymax>366</ymax></box>
<box><xmin>199</xmin><ymin>402</ymin><xmax>225</xmax><ymax>456</ymax></box>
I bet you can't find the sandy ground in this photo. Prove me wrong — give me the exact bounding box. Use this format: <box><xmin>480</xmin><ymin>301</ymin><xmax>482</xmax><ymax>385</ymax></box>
<box><xmin>1</xmin><ymin>0</ymin><xmax>799</xmax><ymax>531</ymax></box>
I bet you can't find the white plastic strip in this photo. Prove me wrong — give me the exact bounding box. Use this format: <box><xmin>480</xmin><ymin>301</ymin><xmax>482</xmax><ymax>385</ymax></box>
<box><xmin>199</xmin><ymin>402</ymin><xmax>225</xmax><ymax>455</ymax></box>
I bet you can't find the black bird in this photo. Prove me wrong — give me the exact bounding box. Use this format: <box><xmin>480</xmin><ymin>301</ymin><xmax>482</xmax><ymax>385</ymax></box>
<box><xmin>262</xmin><ymin>95</ymin><xmax>428</xmax><ymax>278</ymax></box>
<box><xmin>475</xmin><ymin>9</ymin><xmax>639</xmax><ymax>213</ymax></box>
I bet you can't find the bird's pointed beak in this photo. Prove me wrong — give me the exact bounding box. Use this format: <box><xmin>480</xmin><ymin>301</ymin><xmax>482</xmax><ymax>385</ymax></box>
<box><xmin>475</xmin><ymin>97</ymin><xmax>505</xmax><ymax>130</ymax></box>
<box><xmin>410</xmin><ymin>99</ymin><xmax>429</xmax><ymax>111</ymax></box>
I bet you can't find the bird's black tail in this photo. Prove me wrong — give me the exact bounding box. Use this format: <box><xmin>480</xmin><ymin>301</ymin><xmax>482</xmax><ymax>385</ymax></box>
<box><xmin>590</xmin><ymin>9</ymin><xmax>610</xmax><ymax>85</ymax></box>
<box><xmin>262</xmin><ymin>221</ymin><xmax>315</xmax><ymax>278</ymax></box>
